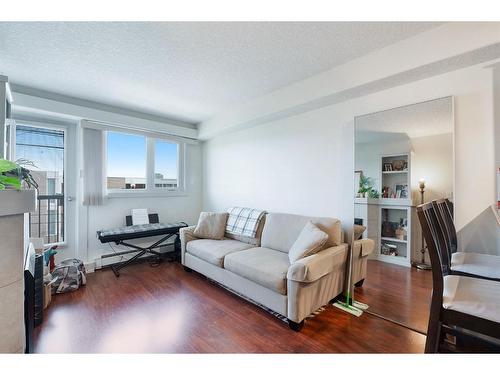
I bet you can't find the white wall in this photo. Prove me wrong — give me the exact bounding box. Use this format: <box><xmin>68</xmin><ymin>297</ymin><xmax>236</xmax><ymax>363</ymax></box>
<box><xmin>410</xmin><ymin>133</ymin><xmax>454</xmax><ymax>202</ymax></box>
<box><xmin>203</xmin><ymin>63</ymin><xmax>495</xmax><ymax>236</ymax></box>
<box><xmin>203</xmin><ymin>109</ymin><xmax>350</xmax><ymax>219</ymax></box>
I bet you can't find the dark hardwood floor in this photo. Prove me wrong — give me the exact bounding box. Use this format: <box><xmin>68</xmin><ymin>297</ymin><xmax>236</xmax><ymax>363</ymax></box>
<box><xmin>357</xmin><ymin>260</ymin><xmax>432</xmax><ymax>334</ymax></box>
<box><xmin>34</xmin><ymin>259</ymin><xmax>429</xmax><ymax>353</ymax></box>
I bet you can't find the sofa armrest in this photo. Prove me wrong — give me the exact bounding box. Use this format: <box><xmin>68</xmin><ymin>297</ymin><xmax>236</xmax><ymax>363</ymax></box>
<box><xmin>180</xmin><ymin>225</ymin><xmax>197</xmax><ymax>264</ymax></box>
<box><xmin>353</xmin><ymin>238</ymin><xmax>375</xmax><ymax>258</ymax></box>
<box><xmin>287</xmin><ymin>243</ymin><xmax>348</xmax><ymax>283</ymax></box>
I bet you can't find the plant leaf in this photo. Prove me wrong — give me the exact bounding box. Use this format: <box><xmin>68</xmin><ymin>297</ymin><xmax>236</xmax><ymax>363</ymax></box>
<box><xmin>0</xmin><ymin>159</ymin><xmax>19</xmax><ymax>173</ymax></box>
<box><xmin>0</xmin><ymin>175</ymin><xmax>22</xmax><ymax>189</ymax></box>
<box><xmin>0</xmin><ymin>182</ymin><xmax>5</xmax><ymax>190</ymax></box>
<box><xmin>15</xmin><ymin>158</ymin><xmax>37</xmax><ymax>168</ymax></box>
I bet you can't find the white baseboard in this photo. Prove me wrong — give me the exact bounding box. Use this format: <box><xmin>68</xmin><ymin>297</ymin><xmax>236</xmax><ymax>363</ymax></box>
<box><xmin>84</xmin><ymin>261</ymin><xmax>96</xmax><ymax>273</ymax></box>
<box><xmin>94</xmin><ymin>257</ymin><xmax>103</xmax><ymax>270</ymax></box>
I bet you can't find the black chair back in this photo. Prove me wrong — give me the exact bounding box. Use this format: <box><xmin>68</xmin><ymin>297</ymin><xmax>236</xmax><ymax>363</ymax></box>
<box><xmin>431</xmin><ymin>199</ymin><xmax>452</xmax><ymax>271</ymax></box>
<box><xmin>435</xmin><ymin>198</ymin><xmax>458</xmax><ymax>255</ymax></box>
<box><xmin>446</xmin><ymin>198</ymin><xmax>454</xmax><ymax>217</ymax></box>
<box><xmin>417</xmin><ymin>202</ymin><xmax>451</xmax><ymax>353</ymax></box>
<box><xmin>416</xmin><ymin>203</ymin><xmax>449</xmax><ymax>294</ymax></box>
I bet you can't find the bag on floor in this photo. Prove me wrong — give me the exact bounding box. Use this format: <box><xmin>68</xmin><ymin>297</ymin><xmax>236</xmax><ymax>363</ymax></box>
<box><xmin>51</xmin><ymin>258</ymin><xmax>87</xmax><ymax>294</ymax></box>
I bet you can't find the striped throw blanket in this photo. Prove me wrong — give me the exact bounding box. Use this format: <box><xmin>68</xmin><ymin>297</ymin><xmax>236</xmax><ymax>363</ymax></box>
<box><xmin>225</xmin><ymin>207</ymin><xmax>266</xmax><ymax>238</ymax></box>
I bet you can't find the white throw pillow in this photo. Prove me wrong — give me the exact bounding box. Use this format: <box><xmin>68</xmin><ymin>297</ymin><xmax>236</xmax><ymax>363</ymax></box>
<box><xmin>289</xmin><ymin>221</ymin><xmax>329</xmax><ymax>263</ymax></box>
<box><xmin>193</xmin><ymin>212</ymin><xmax>229</xmax><ymax>240</ymax></box>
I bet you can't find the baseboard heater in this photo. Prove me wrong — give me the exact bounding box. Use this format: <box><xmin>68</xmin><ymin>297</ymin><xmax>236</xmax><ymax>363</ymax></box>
<box><xmin>101</xmin><ymin>248</ymin><xmax>141</xmax><ymax>259</ymax></box>
<box><xmin>100</xmin><ymin>241</ymin><xmax>175</xmax><ymax>259</ymax></box>
<box><xmin>99</xmin><ymin>242</ymin><xmax>178</xmax><ymax>270</ymax></box>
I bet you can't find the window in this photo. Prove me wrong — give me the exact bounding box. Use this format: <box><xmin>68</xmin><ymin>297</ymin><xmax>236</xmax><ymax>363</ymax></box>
<box><xmin>106</xmin><ymin>130</ymin><xmax>183</xmax><ymax>196</ymax></box>
<box><xmin>106</xmin><ymin>132</ymin><xmax>147</xmax><ymax>190</ymax></box>
<box><xmin>154</xmin><ymin>139</ymin><xmax>178</xmax><ymax>190</ymax></box>
<box><xmin>16</xmin><ymin>124</ymin><xmax>65</xmax><ymax>244</ymax></box>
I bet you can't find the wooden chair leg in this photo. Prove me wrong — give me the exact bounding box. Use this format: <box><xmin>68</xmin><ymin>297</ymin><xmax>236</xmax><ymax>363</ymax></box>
<box><xmin>425</xmin><ymin>318</ymin><xmax>441</xmax><ymax>353</ymax></box>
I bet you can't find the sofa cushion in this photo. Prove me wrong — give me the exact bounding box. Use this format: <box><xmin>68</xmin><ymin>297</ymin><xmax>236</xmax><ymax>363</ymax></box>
<box><xmin>186</xmin><ymin>239</ymin><xmax>253</xmax><ymax>267</ymax></box>
<box><xmin>193</xmin><ymin>212</ymin><xmax>228</xmax><ymax>240</ymax></box>
<box><xmin>443</xmin><ymin>275</ymin><xmax>500</xmax><ymax>323</ymax></box>
<box><xmin>261</xmin><ymin>212</ymin><xmax>342</xmax><ymax>253</ymax></box>
<box><xmin>288</xmin><ymin>221</ymin><xmax>328</xmax><ymax>263</ymax></box>
<box><xmin>451</xmin><ymin>252</ymin><xmax>500</xmax><ymax>280</ymax></box>
<box><xmin>224</xmin><ymin>247</ymin><xmax>290</xmax><ymax>295</ymax></box>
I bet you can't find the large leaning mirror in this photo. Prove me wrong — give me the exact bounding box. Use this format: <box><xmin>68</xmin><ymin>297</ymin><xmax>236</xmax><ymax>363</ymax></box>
<box><xmin>353</xmin><ymin>97</ymin><xmax>454</xmax><ymax>334</ymax></box>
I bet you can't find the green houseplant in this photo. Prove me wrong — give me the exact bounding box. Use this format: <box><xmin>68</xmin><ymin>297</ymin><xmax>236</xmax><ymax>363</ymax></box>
<box><xmin>0</xmin><ymin>158</ymin><xmax>38</xmax><ymax>190</ymax></box>
<box><xmin>357</xmin><ymin>174</ymin><xmax>379</xmax><ymax>198</ymax></box>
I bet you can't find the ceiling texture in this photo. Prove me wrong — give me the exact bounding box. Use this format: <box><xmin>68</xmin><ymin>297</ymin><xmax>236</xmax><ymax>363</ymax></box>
<box><xmin>0</xmin><ymin>22</ymin><xmax>442</xmax><ymax>125</ymax></box>
<box><xmin>355</xmin><ymin>96</ymin><xmax>453</xmax><ymax>144</ymax></box>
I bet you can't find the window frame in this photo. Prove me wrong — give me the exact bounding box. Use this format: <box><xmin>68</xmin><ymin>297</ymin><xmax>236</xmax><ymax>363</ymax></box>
<box><xmin>14</xmin><ymin>120</ymin><xmax>69</xmax><ymax>247</ymax></box>
<box><xmin>105</xmin><ymin>130</ymin><xmax>186</xmax><ymax>198</ymax></box>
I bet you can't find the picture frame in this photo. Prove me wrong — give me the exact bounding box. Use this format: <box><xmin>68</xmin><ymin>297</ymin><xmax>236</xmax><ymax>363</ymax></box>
<box><xmin>395</xmin><ymin>184</ymin><xmax>409</xmax><ymax>199</ymax></box>
<box><xmin>392</xmin><ymin>159</ymin><xmax>406</xmax><ymax>171</ymax></box>
<box><xmin>383</xmin><ymin>163</ymin><xmax>393</xmax><ymax>172</ymax></box>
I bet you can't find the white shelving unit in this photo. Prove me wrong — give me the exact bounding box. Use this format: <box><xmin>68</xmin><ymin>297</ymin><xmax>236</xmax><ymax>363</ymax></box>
<box><xmin>377</xmin><ymin>153</ymin><xmax>412</xmax><ymax>266</ymax></box>
<box><xmin>382</xmin><ymin>170</ymin><xmax>408</xmax><ymax>175</ymax></box>
<box><xmin>378</xmin><ymin>205</ymin><xmax>412</xmax><ymax>266</ymax></box>
<box><xmin>380</xmin><ymin>236</ymin><xmax>406</xmax><ymax>244</ymax></box>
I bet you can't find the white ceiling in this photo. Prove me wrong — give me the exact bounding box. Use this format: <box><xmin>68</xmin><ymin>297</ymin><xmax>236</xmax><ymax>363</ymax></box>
<box><xmin>0</xmin><ymin>22</ymin><xmax>442</xmax><ymax>124</ymax></box>
<box><xmin>355</xmin><ymin>97</ymin><xmax>453</xmax><ymax>143</ymax></box>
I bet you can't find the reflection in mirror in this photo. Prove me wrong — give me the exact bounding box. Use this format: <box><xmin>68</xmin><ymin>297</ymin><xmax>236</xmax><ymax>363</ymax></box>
<box><xmin>353</xmin><ymin>97</ymin><xmax>453</xmax><ymax>334</ymax></box>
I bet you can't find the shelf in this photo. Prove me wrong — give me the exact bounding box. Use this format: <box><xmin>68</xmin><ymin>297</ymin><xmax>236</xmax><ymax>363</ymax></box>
<box><xmin>379</xmin><ymin>253</ymin><xmax>407</xmax><ymax>259</ymax></box>
<box><xmin>354</xmin><ymin>197</ymin><xmax>380</xmax><ymax>205</ymax></box>
<box><xmin>381</xmin><ymin>237</ymin><xmax>407</xmax><ymax>244</ymax></box>
<box><xmin>379</xmin><ymin>198</ymin><xmax>412</xmax><ymax>206</ymax></box>
<box><xmin>377</xmin><ymin>254</ymin><xmax>411</xmax><ymax>267</ymax></box>
<box><xmin>382</xmin><ymin>170</ymin><xmax>408</xmax><ymax>174</ymax></box>
<box><xmin>355</xmin><ymin>198</ymin><xmax>413</xmax><ymax>206</ymax></box>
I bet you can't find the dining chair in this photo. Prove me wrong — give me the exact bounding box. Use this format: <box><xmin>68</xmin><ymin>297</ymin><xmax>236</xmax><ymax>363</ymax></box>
<box><xmin>432</xmin><ymin>198</ymin><xmax>500</xmax><ymax>281</ymax></box>
<box><xmin>417</xmin><ymin>202</ymin><xmax>500</xmax><ymax>353</ymax></box>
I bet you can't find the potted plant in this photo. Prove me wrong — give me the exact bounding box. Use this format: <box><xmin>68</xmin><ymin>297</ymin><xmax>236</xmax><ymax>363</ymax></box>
<box><xmin>357</xmin><ymin>175</ymin><xmax>379</xmax><ymax>198</ymax></box>
<box><xmin>357</xmin><ymin>175</ymin><xmax>370</xmax><ymax>198</ymax></box>
<box><xmin>367</xmin><ymin>188</ymin><xmax>380</xmax><ymax>199</ymax></box>
<box><xmin>0</xmin><ymin>158</ymin><xmax>38</xmax><ymax>214</ymax></box>
<box><xmin>0</xmin><ymin>158</ymin><xmax>38</xmax><ymax>190</ymax></box>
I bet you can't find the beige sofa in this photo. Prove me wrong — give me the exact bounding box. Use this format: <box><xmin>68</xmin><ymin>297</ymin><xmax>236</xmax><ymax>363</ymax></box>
<box><xmin>180</xmin><ymin>211</ymin><xmax>373</xmax><ymax>331</ymax></box>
